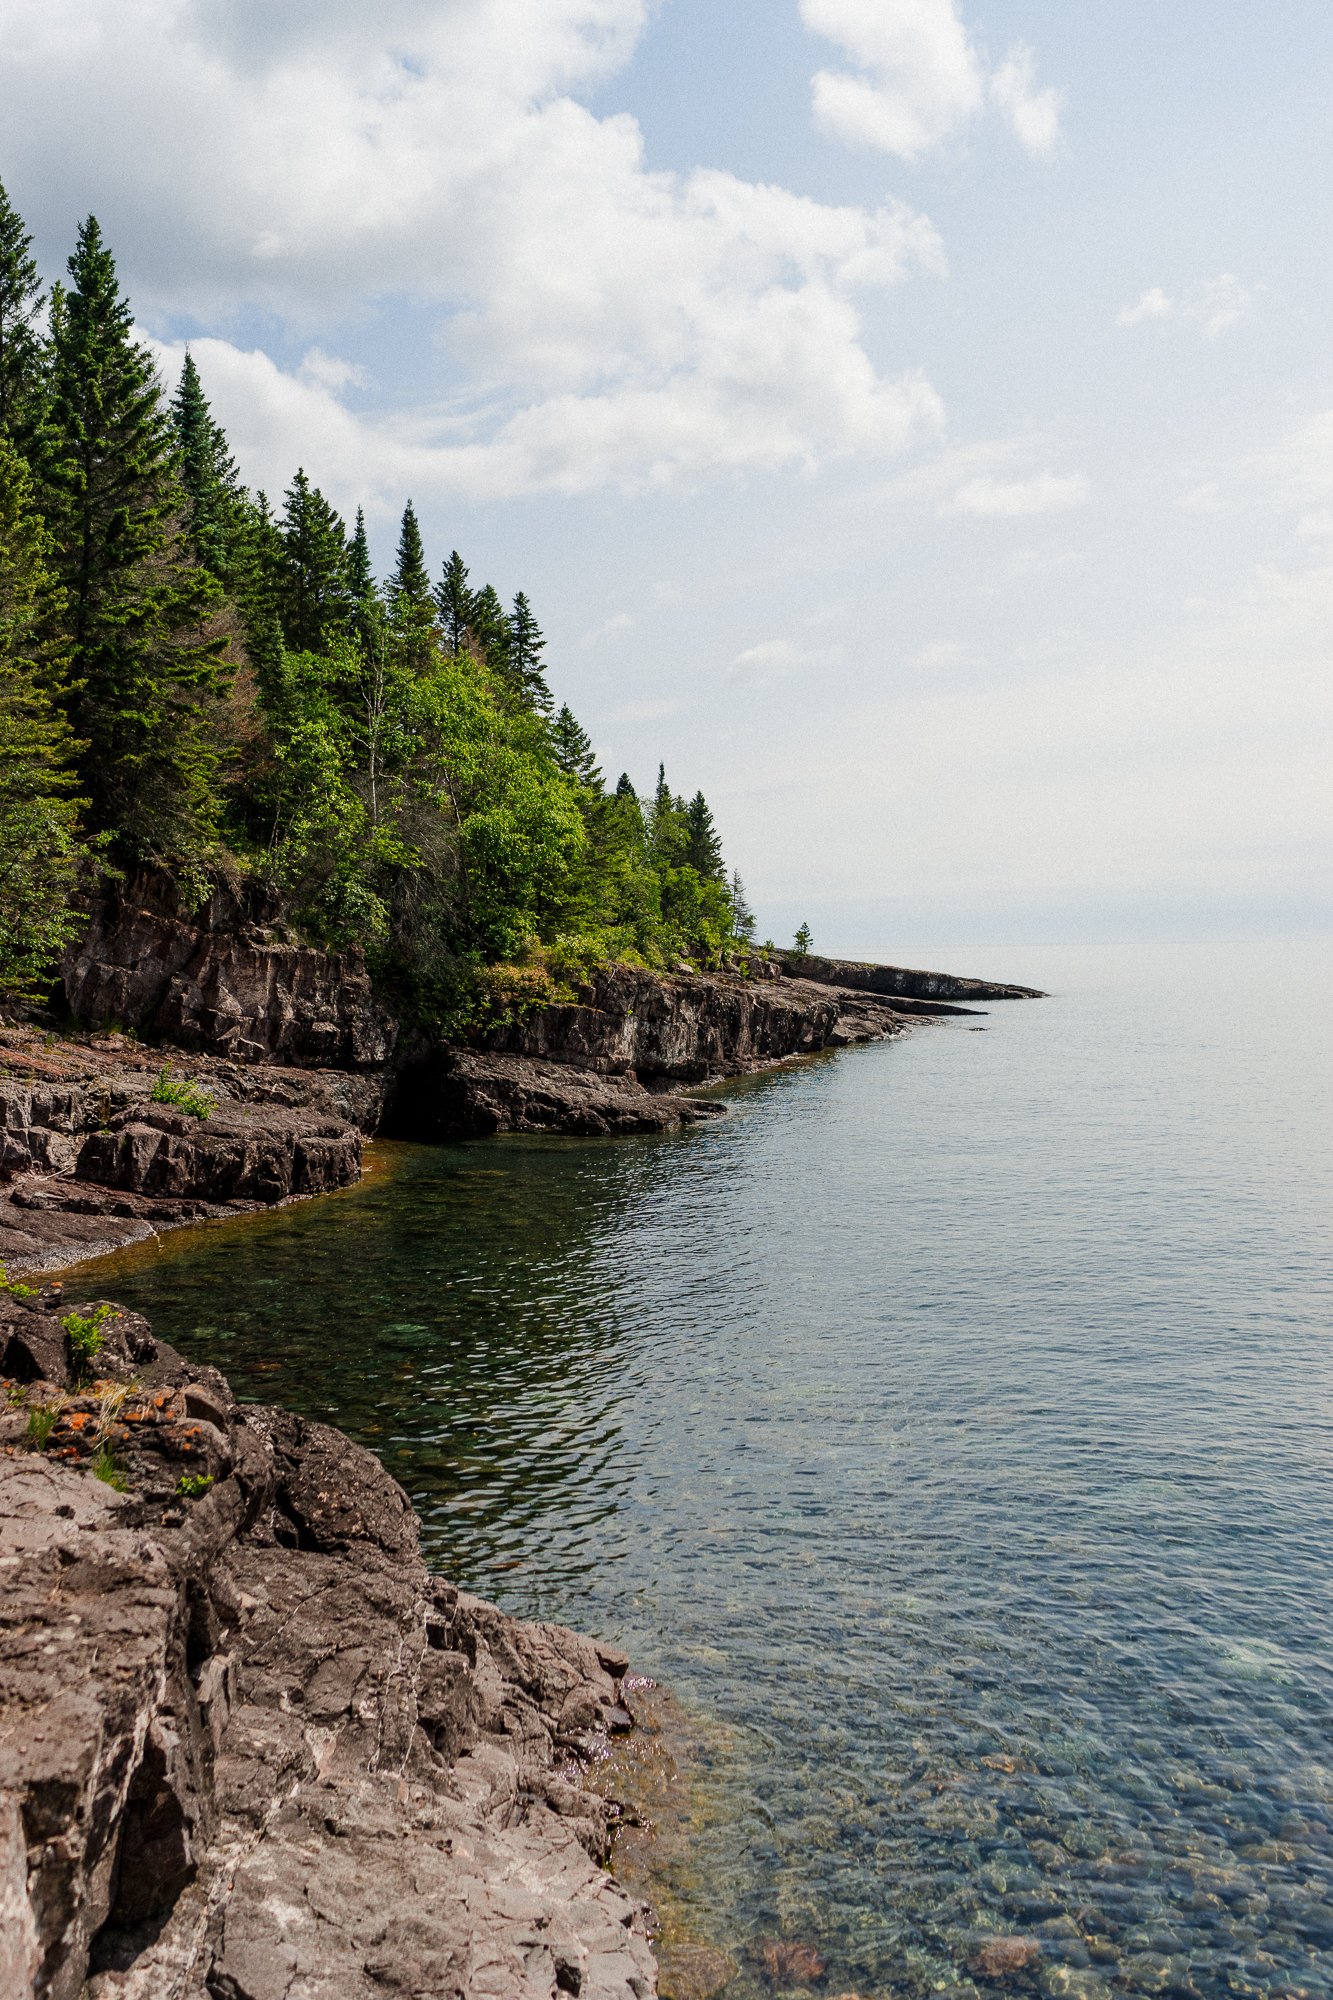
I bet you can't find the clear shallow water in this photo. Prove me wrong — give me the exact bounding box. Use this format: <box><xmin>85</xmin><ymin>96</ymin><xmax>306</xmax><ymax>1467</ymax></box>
<box><xmin>80</xmin><ymin>941</ymin><xmax>1333</xmax><ymax>1999</ymax></box>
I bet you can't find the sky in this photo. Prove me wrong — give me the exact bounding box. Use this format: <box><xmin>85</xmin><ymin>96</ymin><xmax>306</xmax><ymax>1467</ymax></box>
<box><xmin>5</xmin><ymin>0</ymin><xmax>1333</xmax><ymax>953</ymax></box>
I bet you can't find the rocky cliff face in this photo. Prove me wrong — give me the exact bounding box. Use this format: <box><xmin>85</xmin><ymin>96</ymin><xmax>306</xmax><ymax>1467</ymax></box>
<box><xmin>0</xmin><ymin>1291</ymin><xmax>656</xmax><ymax>2000</ymax></box>
<box><xmin>62</xmin><ymin>876</ymin><xmax>396</xmax><ymax>1071</ymax></box>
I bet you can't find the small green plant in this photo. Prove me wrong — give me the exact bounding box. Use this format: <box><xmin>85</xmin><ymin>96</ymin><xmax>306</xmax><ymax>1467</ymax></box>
<box><xmin>0</xmin><ymin>1259</ymin><xmax>38</xmax><ymax>1302</ymax></box>
<box><xmin>150</xmin><ymin>1063</ymin><xmax>216</xmax><ymax>1120</ymax></box>
<box><xmin>792</xmin><ymin>922</ymin><xmax>814</xmax><ymax>958</ymax></box>
<box><xmin>175</xmin><ymin>1472</ymin><xmax>215</xmax><ymax>1500</ymax></box>
<box><xmin>25</xmin><ymin>1402</ymin><xmax>60</xmax><ymax>1449</ymax></box>
<box><xmin>90</xmin><ymin>1445</ymin><xmax>128</xmax><ymax>1490</ymax></box>
<box><xmin>60</xmin><ymin>1303</ymin><xmax>117</xmax><ymax>1381</ymax></box>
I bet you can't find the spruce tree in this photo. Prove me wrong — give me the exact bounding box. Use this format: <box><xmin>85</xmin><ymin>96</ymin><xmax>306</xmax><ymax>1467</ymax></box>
<box><xmin>435</xmin><ymin>550</ymin><xmax>473</xmax><ymax>657</ymax></box>
<box><xmin>469</xmin><ymin>582</ymin><xmax>510</xmax><ymax>679</ymax></box>
<box><xmin>346</xmin><ymin>506</ymin><xmax>382</xmax><ymax>654</ymax></box>
<box><xmin>729</xmin><ymin>870</ymin><xmax>755</xmax><ymax>942</ymax></box>
<box><xmin>0</xmin><ymin>178</ymin><xmax>44</xmax><ymax>444</ymax></box>
<box><xmin>386</xmin><ymin>499</ymin><xmax>436</xmax><ymax>669</ymax></box>
<box><xmin>35</xmin><ymin>217</ymin><xmax>226</xmax><ymax>859</ymax></box>
<box><xmin>551</xmin><ymin>705</ymin><xmax>603</xmax><ymax>790</ymax></box>
<box><xmin>508</xmin><ymin>591</ymin><xmax>552</xmax><ymax>713</ymax></box>
<box><xmin>684</xmin><ymin>791</ymin><xmax>725</xmax><ymax>880</ymax></box>
<box><xmin>279</xmin><ymin>468</ymin><xmax>351</xmax><ymax>653</ymax></box>
<box><xmin>171</xmin><ymin>351</ymin><xmax>242</xmax><ymax>583</ymax></box>
<box><xmin>0</xmin><ymin>435</ymin><xmax>89</xmax><ymax>998</ymax></box>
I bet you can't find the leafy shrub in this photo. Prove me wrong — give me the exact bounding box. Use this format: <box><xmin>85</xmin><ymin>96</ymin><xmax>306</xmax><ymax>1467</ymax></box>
<box><xmin>0</xmin><ymin>1259</ymin><xmax>38</xmax><ymax>1301</ymax></box>
<box><xmin>150</xmin><ymin>1063</ymin><xmax>216</xmax><ymax>1120</ymax></box>
<box><xmin>60</xmin><ymin>1302</ymin><xmax>117</xmax><ymax>1381</ymax></box>
<box><xmin>176</xmin><ymin>1472</ymin><xmax>215</xmax><ymax>1499</ymax></box>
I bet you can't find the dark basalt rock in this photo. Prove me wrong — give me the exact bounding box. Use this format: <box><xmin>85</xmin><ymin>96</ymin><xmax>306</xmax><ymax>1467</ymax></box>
<box><xmin>780</xmin><ymin>950</ymin><xmax>1045</xmax><ymax>1002</ymax></box>
<box><xmin>74</xmin><ymin>1102</ymin><xmax>360</xmax><ymax>1204</ymax></box>
<box><xmin>391</xmin><ymin>1047</ymin><xmax>728</xmax><ymax>1141</ymax></box>
<box><xmin>0</xmin><ymin>1294</ymin><xmax>657</xmax><ymax>2000</ymax></box>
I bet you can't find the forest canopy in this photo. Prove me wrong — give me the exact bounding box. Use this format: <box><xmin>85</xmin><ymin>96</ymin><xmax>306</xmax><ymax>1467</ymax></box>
<box><xmin>0</xmin><ymin>184</ymin><xmax>761</xmax><ymax>1024</ymax></box>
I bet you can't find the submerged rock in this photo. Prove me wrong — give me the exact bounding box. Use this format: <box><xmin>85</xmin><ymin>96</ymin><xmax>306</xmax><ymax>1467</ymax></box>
<box><xmin>0</xmin><ymin>1293</ymin><xmax>657</xmax><ymax>2000</ymax></box>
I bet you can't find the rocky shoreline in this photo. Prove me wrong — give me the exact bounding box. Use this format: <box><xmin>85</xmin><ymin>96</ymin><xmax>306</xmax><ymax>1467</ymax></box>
<box><xmin>0</xmin><ymin>886</ymin><xmax>1044</xmax><ymax>1998</ymax></box>
<box><xmin>0</xmin><ymin>1284</ymin><xmax>657</xmax><ymax>2000</ymax></box>
<box><xmin>1</xmin><ymin>880</ymin><xmax>1039</xmax><ymax>1278</ymax></box>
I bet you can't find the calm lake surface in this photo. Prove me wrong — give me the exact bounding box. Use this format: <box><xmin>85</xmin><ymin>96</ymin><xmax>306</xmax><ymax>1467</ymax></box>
<box><xmin>82</xmin><ymin>940</ymin><xmax>1333</xmax><ymax>1999</ymax></box>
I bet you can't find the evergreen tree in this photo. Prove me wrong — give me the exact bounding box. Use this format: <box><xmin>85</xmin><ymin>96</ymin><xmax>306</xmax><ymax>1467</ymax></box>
<box><xmin>171</xmin><ymin>351</ymin><xmax>244</xmax><ymax>583</ymax></box>
<box><xmin>469</xmin><ymin>582</ymin><xmax>510</xmax><ymax>678</ymax></box>
<box><xmin>684</xmin><ymin>790</ymin><xmax>725</xmax><ymax>880</ymax></box>
<box><xmin>551</xmin><ymin>705</ymin><xmax>603</xmax><ymax>790</ymax></box>
<box><xmin>0</xmin><ymin>435</ymin><xmax>89</xmax><ymax>999</ymax></box>
<box><xmin>507</xmin><ymin>591</ymin><xmax>552</xmax><ymax>713</ymax></box>
<box><xmin>435</xmin><ymin>550</ymin><xmax>472</xmax><ymax>657</ymax></box>
<box><xmin>729</xmin><ymin>870</ymin><xmax>755</xmax><ymax>942</ymax></box>
<box><xmin>279</xmin><ymin>468</ymin><xmax>351</xmax><ymax>653</ymax></box>
<box><xmin>346</xmin><ymin>506</ymin><xmax>382</xmax><ymax>654</ymax></box>
<box><xmin>648</xmin><ymin>762</ymin><xmax>688</xmax><ymax>867</ymax></box>
<box><xmin>34</xmin><ymin>217</ymin><xmax>226</xmax><ymax>858</ymax></box>
<box><xmin>0</xmin><ymin>178</ymin><xmax>44</xmax><ymax>443</ymax></box>
<box><xmin>347</xmin><ymin>507</ymin><xmax>374</xmax><ymax>599</ymax></box>
<box><xmin>386</xmin><ymin>499</ymin><xmax>436</xmax><ymax>669</ymax></box>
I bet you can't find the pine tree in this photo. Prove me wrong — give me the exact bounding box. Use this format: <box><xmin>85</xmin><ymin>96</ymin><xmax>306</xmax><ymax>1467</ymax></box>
<box><xmin>34</xmin><ymin>217</ymin><xmax>226</xmax><ymax>859</ymax></box>
<box><xmin>729</xmin><ymin>870</ymin><xmax>755</xmax><ymax>942</ymax></box>
<box><xmin>348</xmin><ymin>508</ymin><xmax>374</xmax><ymax>599</ymax></box>
<box><xmin>346</xmin><ymin>506</ymin><xmax>382</xmax><ymax>654</ymax></box>
<box><xmin>469</xmin><ymin>583</ymin><xmax>510</xmax><ymax>678</ymax></box>
<box><xmin>684</xmin><ymin>790</ymin><xmax>725</xmax><ymax>880</ymax></box>
<box><xmin>386</xmin><ymin>499</ymin><xmax>436</xmax><ymax>669</ymax></box>
<box><xmin>508</xmin><ymin>591</ymin><xmax>552</xmax><ymax>713</ymax></box>
<box><xmin>0</xmin><ymin>178</ymin><xmax>44</xmax><ymax>444</ymax></box>
<box><xmin>551</xmin><ymin>705</ymin><xmax>603</xmax><ymax>790</ymax></box>
<box><xmin>171</xmin><ymin>351</ymin><xmax>243</xmax><ymax>583</ymax></box>
<box><xmin>279</xmin><ymin>468</ymin><xmax>351</xmax><ymax>653</ymax></box>
<box><xmin>0</xmin><ymin>434</ymin><xmax>89</xmax><ymax>998</ymax></box>
<box><xmin>435</xmin><ymin>550</ymin><xmax>472</xmax><ymax>657</ymax></box>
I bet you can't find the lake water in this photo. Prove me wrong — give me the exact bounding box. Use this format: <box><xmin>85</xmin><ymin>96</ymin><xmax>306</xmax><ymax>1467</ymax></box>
<box><xmin>78</xmin><ymin>940</ymin><xmax>1333</xmax><ymax>1999</ymax></box>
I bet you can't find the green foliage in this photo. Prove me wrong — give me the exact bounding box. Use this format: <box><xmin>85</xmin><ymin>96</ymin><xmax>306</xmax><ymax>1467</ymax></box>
<box><xmin>91</xmin><ymin>1444</ymin><xmax>128</xmax><ymax>1490</ymax></box>
<box><xmin>0</xmin><ymin>1258</ymin><xmax>39</xmax><ymax>1301</ymax></box>
<box><xmin>25</xmin><ymin>1402</ymin><xmax>59</xmax><ymax>1450</ymax></box>
<box><xmin>0</xmin><ymin>176</ymin><xmax>44</xmax><ymax>444</ymax></box>
<box><xmin>150</xmin><ymin>1062</ymin><xmax>216</xmax><ymax>1119</ymax></box>
<box><xmin>60</xmin><ymin>1301</ymin><xmax>116</xmax><ymax>1380</ymax></box>
<box><xmin>0</xmin><ymin>435</ymin><xmax>92</xmax><ymax>1001</ymax></box>
<box><xmin>172</xmin><ymin>351</ymin><xmax>244</xmax><ymax>583</ymax></box>
<box><xmin>34</xmin><ymin>219</ymin><xmax>228</xmax><ymax>862</ymax></box>
<box><xmin>793</xmin><ymin>921</ymin><xmax>814</xmax><ymax>957</ymax></box>
<box><xmin>279</xmin><ymin>468</ymin><xmax>351</xmax><ymax>654</ymax></box>
<box><xmin>176</xmin><ymin>1471</ymin><xmax>214</xmax><ymax>1499</ymax></box>
<box><xmin>0</xmin><ymin>191</ymin><xmax>762</xmax><ymax>1034</ymax></box>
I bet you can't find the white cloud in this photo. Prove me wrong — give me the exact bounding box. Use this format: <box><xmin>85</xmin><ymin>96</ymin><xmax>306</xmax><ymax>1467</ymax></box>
<box><xmin>582</xmin><ymin>612</ymin><xmax>635</xmax><ymax>645</ymax></box>
<box><xmin>729</xmin><ymin>638</ymin><xmax>846</xmax><ymax>680</ymax></box>
<box><xmin>9</xmin><ymin>0</ymin><xmax>948</xmax><ymax>498</ymax></box>
<box><xmin>989</xmin><ymin>46</ymin><xmax>1062</xmax><ymax>157</ymax></box>
<box><xmin>948</xmin><ymin>472</ymin><xmax>1089</xmax><ymax>518</ymax></box>
<box><xmin>800</xmin><ymin>0</ymin><xmax>1061</xmax><ymax>160</ymax></box>
<box><xmin>1117</xmin><ymin>275</ymin><xmax>1255</xmax><ymax>338</ymax></box>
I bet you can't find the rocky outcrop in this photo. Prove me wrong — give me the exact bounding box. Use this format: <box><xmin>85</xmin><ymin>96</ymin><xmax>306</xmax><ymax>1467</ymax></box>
<box><xmin>0</xmin><ymin>1029</ymin><xmax>379</xmax><ymax>1277</ymax></box>
<box><xmin>390</xmin><ymin>1049</ymin><xmax>728</xmax><ymax>1142</ymax></box>
<box><xmin>62</xmin><ymin>875</ymin><xmax>396</xmax><ymax>1070</ymax></box>
<box><xmin>0</xmin><ymin>1291</ymin><xmax>656</xmax><ymax>2000</ymax></box>
<box><xmin>389</xmin><ymin>965</ymin><xmax>924</xmax><ymax>1139</ymax></box>
<box><xmin>779</xmin><ymin>951</ymin><xmax>1045</xmax><ymax>1002</ymax></box>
